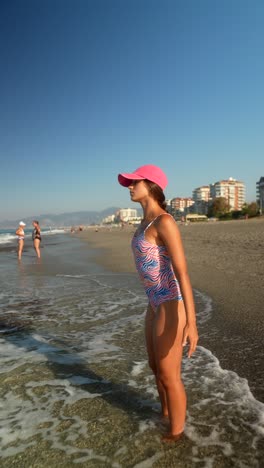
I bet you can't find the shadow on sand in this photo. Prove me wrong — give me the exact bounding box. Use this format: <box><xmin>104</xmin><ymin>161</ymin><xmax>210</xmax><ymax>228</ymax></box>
<box><xmin>1</xmin><ymin>320</ymin><xmax>158</xmax><ymax>422</ymax></box>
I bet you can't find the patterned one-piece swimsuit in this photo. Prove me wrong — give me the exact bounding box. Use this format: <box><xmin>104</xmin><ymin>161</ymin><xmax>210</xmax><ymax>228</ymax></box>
<box><xmin>131</xmin><ymin>214</ymin><xmax>183</xmax><ymax>312</ymax></box>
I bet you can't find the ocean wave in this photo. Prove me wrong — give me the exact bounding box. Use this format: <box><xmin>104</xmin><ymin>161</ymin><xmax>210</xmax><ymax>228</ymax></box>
<box><xmin>0</xmin><ymin>229</ymin><xmax>65</xmax><ymax>245</ymax></box>
<box><xmin>41</xmin><ymin>229</ymin><xmax>66</xmax><ymax>236</ymax></box>
<box><xmin>0</xmin><ymin>233</ymin><xmax>16</xmax><ymax>244</ymax></box>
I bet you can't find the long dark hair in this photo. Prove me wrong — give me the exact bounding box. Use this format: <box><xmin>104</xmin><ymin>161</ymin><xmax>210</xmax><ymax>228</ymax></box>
<box><xmin>144</xmin><ymin>180</ymin><xmax>167</xmax><ymax>211</ymax></box>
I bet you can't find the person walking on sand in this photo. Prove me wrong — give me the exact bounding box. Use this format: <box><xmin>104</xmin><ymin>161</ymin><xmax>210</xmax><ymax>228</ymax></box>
<box><xmin>32</xmin><ymin>220</ymin><xmax>41</xmax><ymax>258</ymax></box>
<box><xmin>16</xmin><ymin>221</ymin><xmax>26</xmax><ymax>260</ymax></box>
<box><xmin>118</xmin><ymin>164</ymin><xmax>198</xmax><ymax>442</ymax></box>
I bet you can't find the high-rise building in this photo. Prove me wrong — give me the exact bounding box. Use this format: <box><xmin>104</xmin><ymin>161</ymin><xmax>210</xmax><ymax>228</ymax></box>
<box><xmin>192</xmin><ymin>186</ymin><xmax>210</xmax><ymax>214</ymax></box>
<box><xmin>118</xmin><ymin>208</ymin><xmax>138</xmax><ymax>222</ymax></box>
<box><xmin>210</xmin><ymin>177</ymin><xmax>245</xmax><ymax>211</ymax></box>
<box><xmin>256</xmin><ymin>176</ymin><xmax>264</xmax><ymax>214</ymax></box>
<box><xmin>170</xmin><ymin>197</ymin><xmax>194</xmax><ymax>216</ymax></box>
<box><xmin>192</xmin><ymin>186</ymin><xmax>210</xmax><ymax>202</ymax></box>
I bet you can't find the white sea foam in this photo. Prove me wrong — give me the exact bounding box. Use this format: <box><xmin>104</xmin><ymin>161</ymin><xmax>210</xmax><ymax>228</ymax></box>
<box><xmin>127</xmin><ymin>347</ymin><xmax>264</xmax><ymax>466</ymax></box>
<box><xmin>131</xmin><ymin>360</ymin><xmax>147</xmax><ymax>377</ymax></box>
<box><xmin>56</xmin><ymin>274</ymin><xmax>87</xmax><ymax>278</ymax></box>
<box><xmin>0</xmin><ymin>375</ymin><xmax>102</xmax><ymax>457</ymax></box>
<box><xmin>0</xmin><ymin>233</ymin><xmax>16</xmax><ymax>244</ymax></box>
<box><xmin>0</xmin><ymin>339</ymin><xmax>49</xmax><ymax>373</ymax></box>
<box><xmin>194</xmin><ymin>289</ymin><xmax>213</xmax><ymax>324</ymax></box>
<box><xmin>137</xmin><ymin>420</ymin><xmax>156</xmax><ymax>433</ymax></box>
<box><xmin>133</xmin><ymin>452</ymin><xmax>163</xmax><ymax>468</ymax></box>
<box><xmin>41</xmin><ymin>229</ymin><xmax>66</xmax><ymax>236</ymax></box>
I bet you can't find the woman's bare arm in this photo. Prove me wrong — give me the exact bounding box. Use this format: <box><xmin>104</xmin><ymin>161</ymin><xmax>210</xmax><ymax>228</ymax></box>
<box><xmin>157</xmin><ymin>215</ymin><xmax>199</xmax><ymax>357</ymax></box>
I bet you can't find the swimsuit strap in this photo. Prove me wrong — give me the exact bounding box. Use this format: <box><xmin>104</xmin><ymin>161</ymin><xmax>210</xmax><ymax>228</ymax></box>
<box><xmin>144</xmin><ymin>213</ymin><xmax>172</xmax><ymax>233</ymax></box>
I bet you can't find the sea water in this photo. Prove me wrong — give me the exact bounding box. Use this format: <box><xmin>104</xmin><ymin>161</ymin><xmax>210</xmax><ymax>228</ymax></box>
<box><xmin>0</xmin><ymin>233</ymin><xmax>263</xmax><ymax>467</ymax></box>
<box><xmin>0</xmin><ymin>227</ymin><xmax>66</xmax><ymax>244</ymax></box>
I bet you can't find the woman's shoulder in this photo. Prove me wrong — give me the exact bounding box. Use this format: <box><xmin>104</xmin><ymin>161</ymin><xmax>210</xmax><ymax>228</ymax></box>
<box><xmin>155</xmin><ymin>213</ymin><xmax>179</xmax><ymax>234</ymax></box>
<box><xmin>156</xmin><ymin>213</ymin><xmax>176</xmax><ymax>225</ymax></box>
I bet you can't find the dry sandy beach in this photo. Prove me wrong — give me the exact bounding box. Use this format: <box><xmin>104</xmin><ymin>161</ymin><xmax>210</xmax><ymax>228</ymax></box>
<box><xmin>79</xmin><ymin>217</ymin><xmax>264</xmax><ymax>402</ymax></box>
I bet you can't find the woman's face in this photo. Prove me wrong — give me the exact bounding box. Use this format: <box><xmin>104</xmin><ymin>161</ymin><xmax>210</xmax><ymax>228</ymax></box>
<box><xmin>128</xmin><ymin>180</ymin><xmax>150</xmax><ymax>202</ymax></box>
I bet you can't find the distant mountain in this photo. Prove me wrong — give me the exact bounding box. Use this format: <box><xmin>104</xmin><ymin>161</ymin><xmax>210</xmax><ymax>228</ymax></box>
<box><xmin>0</xmin><ymin>208</ymin><xmax>120</xmax><ymax>228</ymax></box>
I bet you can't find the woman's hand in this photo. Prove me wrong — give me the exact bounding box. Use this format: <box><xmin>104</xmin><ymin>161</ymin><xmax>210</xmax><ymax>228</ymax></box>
<box><xmin>182</xmin><ymin>323</ymin><xmax>199</xmax><ymax>358</ymax></box>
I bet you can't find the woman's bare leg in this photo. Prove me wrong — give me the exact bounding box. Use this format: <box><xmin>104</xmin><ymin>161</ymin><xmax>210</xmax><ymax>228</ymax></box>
<box><xmin>153</xmin><ymin>300</ymin><xmax>187</xmax><ymax>437</ymax></box>
<box><xmin>33</xmin><ymin>239</ymin><xmax>41</xmax><ymax>258</ymax></box>
<box><xmin>145</xmin><ymin>304</ymin><xmax>168</xmax><ymax>416</ymax></box>
<box><xmin>17</xmin><ymin>240</ymin><xmax>24</xmax><ymax>260</ymax></box>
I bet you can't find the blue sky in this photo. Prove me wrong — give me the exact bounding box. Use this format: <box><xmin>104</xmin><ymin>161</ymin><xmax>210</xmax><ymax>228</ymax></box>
<box><xmin>0</xmin><ymin>0</ymin><xmax>263</xmax><ymax>221</ymax></box>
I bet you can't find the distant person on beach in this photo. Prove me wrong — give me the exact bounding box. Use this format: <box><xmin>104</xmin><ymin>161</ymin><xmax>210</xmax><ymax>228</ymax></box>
<box><xmin>16</xmin><ymin>221</ymin><xmax>26</xmax><ymax>260</ymax></box>
<box><xmin>32</xmin><ymin>220</ymin><xmax>41</xmax><ymax>258</ymax></box>
<box><xmin>118</xmin><ymin>164</ymin><xmax>198</xmax><ymax>442</ymax></box>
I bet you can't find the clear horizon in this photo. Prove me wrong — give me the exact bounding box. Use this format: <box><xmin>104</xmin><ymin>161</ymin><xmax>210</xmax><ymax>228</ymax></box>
<box><xmin>1</xmin><ymin>0</ymin><xmax>263</xmax><ymax>221</ymax></box>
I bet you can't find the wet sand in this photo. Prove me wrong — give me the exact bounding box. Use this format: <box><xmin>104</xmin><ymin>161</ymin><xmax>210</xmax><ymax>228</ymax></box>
<box><xmin>79</xmin><ymin>218</ymin><xmax>264</xmax><ymax>402</ymax></box>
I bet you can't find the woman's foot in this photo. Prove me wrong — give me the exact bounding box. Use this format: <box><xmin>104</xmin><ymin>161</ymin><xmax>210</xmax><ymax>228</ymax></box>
<box><xmin>162</xmin><ymin>432</ymin><xmax>184</xmax><ymax>443</ymax></box>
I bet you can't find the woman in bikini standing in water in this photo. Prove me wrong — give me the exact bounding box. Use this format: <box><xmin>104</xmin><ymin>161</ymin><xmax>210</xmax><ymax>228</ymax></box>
<box><xmin>118</xmin><ymin>164</ymin><xmax>198</xmax><ymax>442</ymax></box>
<box><xmin>16</xmin><ymin>221</ymin><xmax>26</xmax><ymax>260</ymax></box>
<box><xmin>32</xmin><ymin>220</ymin><xmax>41</xmax><ymax>259</ymax></box>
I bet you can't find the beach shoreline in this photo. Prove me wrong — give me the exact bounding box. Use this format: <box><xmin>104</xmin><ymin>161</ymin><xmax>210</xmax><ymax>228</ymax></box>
<box><xmin>79</xmin><ymin>218</ymin><xmax>264</xmax><ymax>402</ymax></box>
<box><xmin>1</xmin><ymin>223</ymin><xmax>263</xmax><ymax>466</ymax></box>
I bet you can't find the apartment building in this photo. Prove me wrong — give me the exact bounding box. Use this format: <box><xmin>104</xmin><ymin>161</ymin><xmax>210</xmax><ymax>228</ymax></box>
<box><xmin>118</xmin><ymin>208</ymin><xmax>138</xmax><ymax>222</ymax></box>
<box><xmin>256</xmin><ymin>176</ymin><xmax>264</xmax><ymax>214</ymax></box>
<box><xmin>102</xmin><ymin>214</ymin><xmax>116</xmax><ymax>224</ymax></box>
<box><xmin>192</xmin><ymin>185</ymin><xmax>210</xmax><ymax>202</ymax></box>
<box><xmin>170</xmin><ymin>197</ymin><xmax>194</xmax><ymax>216</ymax></box>
<box><xmin>210</xmin><ymin>177</ymin><xmax>245</xmax><ymax>211</ymax></box>
<box><xmin>192</xmin><ymin>185</ymin><xmax>210</xmax><ymax>214</ymax></box>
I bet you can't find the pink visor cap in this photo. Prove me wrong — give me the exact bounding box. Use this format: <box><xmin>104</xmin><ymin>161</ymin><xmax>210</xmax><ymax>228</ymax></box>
<box><xmin>118</xmin><ymin>164</ymin><xmax>168</xmax><ymax>190</ymax></box>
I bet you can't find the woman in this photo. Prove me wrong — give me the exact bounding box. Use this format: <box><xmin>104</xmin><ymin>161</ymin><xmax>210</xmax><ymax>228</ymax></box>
<box><xmin>32</xmin><ymin>220</ymin><xmax>41</xmax><ymax>258</ymax></box>
<box><xmin>16</xmin><ymin>221</ymin><xmax>26</xmax><ymax>260</ymax></box>
<box><xmin>118</xmin><ymin>164</ymin><xmax>198</xmax><ymax>442</ymax></box>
